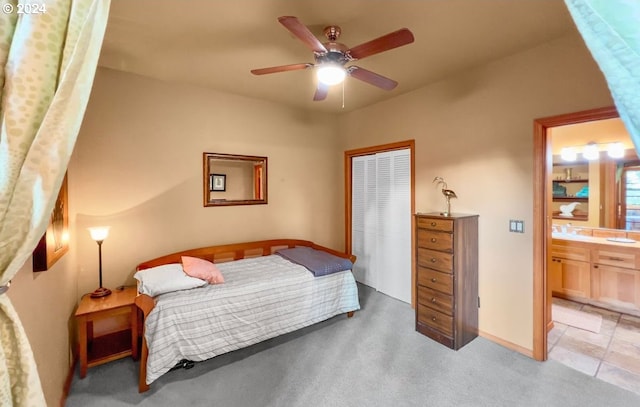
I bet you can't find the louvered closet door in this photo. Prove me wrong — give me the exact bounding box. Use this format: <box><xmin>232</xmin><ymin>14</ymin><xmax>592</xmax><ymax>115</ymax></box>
<box><xmin>351</xmin><ymin>155</ymin><xmax>377</xmax><ymax>288</ymax></box>
<box><xmin>351</xmin><ymin>149</ymin><xmax>411</xmax><ymax>303</ymax></box>
<box><xmin>376</xmin><ymin>150</ymin><xmax>411</xmax><ymax>303</ymax></box>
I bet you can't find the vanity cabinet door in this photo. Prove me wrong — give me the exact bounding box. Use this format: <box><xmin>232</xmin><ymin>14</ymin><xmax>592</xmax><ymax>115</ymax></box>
<box><xmin>592</xmin><ymin>264</ymin><xmax>640</xmax><ymax>308</ymax></box>
<box><xmin>549</xmin><ymin>257</ymin><xmax>591</xmax><ymax>299</ymax></box>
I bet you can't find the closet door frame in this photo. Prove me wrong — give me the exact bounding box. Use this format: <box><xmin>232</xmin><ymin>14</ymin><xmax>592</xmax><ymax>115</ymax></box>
<box><xmin>344</xmin><ymin>140</ymin><xmax>416</xmax><ymax>306</ymax></box>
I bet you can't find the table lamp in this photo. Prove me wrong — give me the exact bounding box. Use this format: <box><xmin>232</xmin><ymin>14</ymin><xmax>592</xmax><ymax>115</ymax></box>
<box><xmin>88</xmin><ymin>226</ymin><xmax>111</xmax><ymax>298</ymax></box>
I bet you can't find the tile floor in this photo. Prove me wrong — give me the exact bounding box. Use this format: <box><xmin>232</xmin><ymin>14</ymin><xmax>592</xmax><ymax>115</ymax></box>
<box><xmin>548</xmin><ymin>297</ymin><xmax>640</xmax><ymax>396</ymax></box>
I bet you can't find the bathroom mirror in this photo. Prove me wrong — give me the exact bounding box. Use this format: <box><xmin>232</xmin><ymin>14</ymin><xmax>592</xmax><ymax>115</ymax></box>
<box><xmin>203</xmin><ymin>152</ymin><xmax>267</xmax><ymax>206</ymax></box>
<box><xmin>551</xmin><ymin>117</ymin><xmax>639</xmax><ymax>229</ymax></box>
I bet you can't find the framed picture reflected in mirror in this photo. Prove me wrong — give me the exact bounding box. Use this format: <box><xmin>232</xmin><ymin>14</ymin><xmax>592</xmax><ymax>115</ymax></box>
<box><xmin>210</xmin><ymin>174</ymin><xmax>226</xmax><ymax>192</ymax></box>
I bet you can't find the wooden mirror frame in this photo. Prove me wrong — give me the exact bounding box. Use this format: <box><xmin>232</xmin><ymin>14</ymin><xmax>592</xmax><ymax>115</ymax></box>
<box><xmin>203</xmin><ymin>152</ymin><xmax>268</xmax><ymax>207</ymax></box>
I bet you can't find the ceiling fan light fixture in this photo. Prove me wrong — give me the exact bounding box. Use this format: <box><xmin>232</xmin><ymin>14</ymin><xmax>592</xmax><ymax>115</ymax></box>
<box><xmin>316</xmin><ymin>65</ymin><xmax>346</xmax><ymax>86</ymax></box>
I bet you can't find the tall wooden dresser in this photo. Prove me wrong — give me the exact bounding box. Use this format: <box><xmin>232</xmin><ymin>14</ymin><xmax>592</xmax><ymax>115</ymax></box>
<box><xmin>415</xmin><ymin>212</ymin><xmax>479</xmax><ymax>350</ymax></box>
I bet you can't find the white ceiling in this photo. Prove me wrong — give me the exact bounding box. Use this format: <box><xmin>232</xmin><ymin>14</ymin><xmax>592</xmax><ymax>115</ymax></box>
<box><xmin>99</xmin><ymin>0</ymin><xmax>576</xmax><ymax>113</ymax></box>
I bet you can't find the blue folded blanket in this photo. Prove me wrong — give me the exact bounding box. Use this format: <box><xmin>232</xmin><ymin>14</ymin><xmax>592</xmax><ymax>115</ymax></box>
<box><xmin>276</xmin><ymin>246</ymin><xmax>353</xmax><ymax>277</ymax></box>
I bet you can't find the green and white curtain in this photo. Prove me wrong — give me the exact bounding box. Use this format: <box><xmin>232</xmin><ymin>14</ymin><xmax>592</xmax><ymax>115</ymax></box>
<box><xmin>0</xmin><ymin>0</ymin><xmax>110</xmax><ymax>405</ymax></box>
<box><xmin>565</xmin><ymin>0</ymin><xmax>640</xmax><ymax>147</ymax></box>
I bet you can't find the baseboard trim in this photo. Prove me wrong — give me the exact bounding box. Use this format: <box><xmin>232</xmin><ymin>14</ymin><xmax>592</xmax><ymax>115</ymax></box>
<box><xmin>479</xmin><ymin>330</ymin><xmax>533</xmax><ymax>358</ymax></box>
<box><xmin>60</xmin><ymin>354</ymin><xmax>77</xmax><ymax>407</ymax></box>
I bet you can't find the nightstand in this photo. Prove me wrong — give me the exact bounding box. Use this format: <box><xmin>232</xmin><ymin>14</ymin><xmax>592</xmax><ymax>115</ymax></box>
<box><xmin>75</xmin><ymin>286</ymin><xmax>139</xmax><ymax>378</ymax></box>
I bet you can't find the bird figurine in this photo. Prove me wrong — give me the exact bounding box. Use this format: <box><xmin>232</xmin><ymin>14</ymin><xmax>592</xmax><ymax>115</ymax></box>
<box><xmin>559</xmin><ymin>202</ymin><xmax>580</xmax><ymax>217</ymax></box>
<box><xmin>433</xmin><ymin>176</ymin><xmax>457</xmax><ymax>216</ymax></box>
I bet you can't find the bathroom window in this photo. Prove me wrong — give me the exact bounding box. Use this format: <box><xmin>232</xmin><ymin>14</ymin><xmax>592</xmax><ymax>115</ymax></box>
<box><xmin>620</xmin><ymin>164</ymin><xmax>640</xmax><ymax>230</ymax></box>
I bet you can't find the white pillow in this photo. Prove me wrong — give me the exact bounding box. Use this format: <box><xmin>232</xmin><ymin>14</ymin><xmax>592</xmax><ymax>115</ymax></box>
<box><xmin>134</xmin><ymin>263</ymin><xmax>207</xmax><ymax>296</ymax></box>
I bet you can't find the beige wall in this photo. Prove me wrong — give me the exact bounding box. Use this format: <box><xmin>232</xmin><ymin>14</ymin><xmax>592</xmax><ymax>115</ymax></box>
<box><xmin>71</xmin><ymin>67</ymin><xmax>344</xmax><ymax>295</ymax></box>
<box><xmin>338</xmin><ymin>33</ymin><xmax>613</xmax><ymax>349</ymax></box>
<box><xmin>10</xmin><ymin>31</ymin><xmax>617</xmax><ymax>404</ymax></box>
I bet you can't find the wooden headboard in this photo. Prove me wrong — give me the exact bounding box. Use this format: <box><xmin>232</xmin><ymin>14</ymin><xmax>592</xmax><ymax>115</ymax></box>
<box><xmin>136</xmin><ymin>239</ymin><xmax>356</xmax><ymax>270</ymax></box>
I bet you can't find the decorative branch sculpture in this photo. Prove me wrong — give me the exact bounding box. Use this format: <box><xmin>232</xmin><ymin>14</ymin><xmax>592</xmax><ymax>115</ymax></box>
<box><xmin>433</xmin><ymin>176</ymin><xmax>457</xmax><ymax>216</ymax></box>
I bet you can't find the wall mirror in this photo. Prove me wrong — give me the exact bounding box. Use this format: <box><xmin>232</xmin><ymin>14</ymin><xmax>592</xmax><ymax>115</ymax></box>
<box><xmin>551</xmin><ymin>117</ymin><xmax>639</xmax><ymax>230</ymax></box>
<box><xmin>203</xmin><ymin>152</ymin><xmax>267</xmax><ymax>206</ymax></box>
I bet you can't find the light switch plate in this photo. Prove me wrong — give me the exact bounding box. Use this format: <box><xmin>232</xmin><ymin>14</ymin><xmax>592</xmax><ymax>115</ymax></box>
<box><xmin>509</xmin><ymin>220</ymin><xmax>524</xmax><ymax>233</ymax></box>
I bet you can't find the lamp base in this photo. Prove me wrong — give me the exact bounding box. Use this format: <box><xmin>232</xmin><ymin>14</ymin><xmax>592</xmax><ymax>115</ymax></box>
<box><xmin>90</xmin><ymin>287</ymin><xmax>112</xmax><ymax>298</ymax></box>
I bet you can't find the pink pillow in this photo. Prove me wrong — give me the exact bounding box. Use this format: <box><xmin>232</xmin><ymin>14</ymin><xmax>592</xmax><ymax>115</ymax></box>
<box><xmin>181</xmin><ymin>256</ymin><xmax>224</xmax><ymax>285</ymax></box>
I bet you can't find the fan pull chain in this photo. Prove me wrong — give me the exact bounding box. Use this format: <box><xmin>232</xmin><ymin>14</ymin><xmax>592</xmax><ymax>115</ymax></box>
<box><xmin>342</xmin><ymin>80</ymin><xmax>345</xmax><ymax>109</ymax></box>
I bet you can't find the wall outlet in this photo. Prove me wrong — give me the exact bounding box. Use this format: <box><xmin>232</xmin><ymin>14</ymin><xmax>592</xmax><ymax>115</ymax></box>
<box><xmin>509</xmin><ymin>220</ymin><xmax>524</xmax><ymax>233</ymax></box>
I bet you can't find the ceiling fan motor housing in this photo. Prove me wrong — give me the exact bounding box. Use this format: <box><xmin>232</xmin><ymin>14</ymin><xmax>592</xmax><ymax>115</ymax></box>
<box><xmin>323</xmin><ymin>25</ymin><xmax>341</xmax><ymax>41</ymax></box>
<box><xmin>316</xmin><ymin>46</ymin><xmax>349</xmax><ymax>66</ymax></box>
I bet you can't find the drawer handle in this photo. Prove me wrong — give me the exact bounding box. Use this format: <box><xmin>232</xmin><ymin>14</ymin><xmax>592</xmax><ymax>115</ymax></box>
<box><xmin>431</xmin><ymin>316</ymin><xmax>437</xmax><ymax>321</ymax></box>
<box><xmin>430</xmin><ymin>258</ymin><xmax>437</xmax><ymax>263</ymax></box>
<box><xmin>431</xmin><ymin>297</ymin><xmax>437</xmax><ymax>303</ymax></box>
<box><xmin>431</xmin><ymin>278</ymin><xmax>437</xmax><ymax>283</ymax></box>
<box><xmin>430</xmin><ymin>222</ymin><xmax>437</xmax><ymax>227</ymax></box>
<box><xmin>607</xmin><ymin>257</ymin><xmax>624</xmax><ymax>261</ymax></box>
<box><xmin>430</xmin><ymin>238</ymin><xmax>437</xmax><ymax>243</ymax></box>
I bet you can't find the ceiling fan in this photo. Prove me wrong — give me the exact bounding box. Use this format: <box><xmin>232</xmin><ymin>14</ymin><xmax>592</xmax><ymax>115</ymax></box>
<box><xmin>251</xmin><ymin>16</ymin><xmax>415</xmax><ymax>101</ymax></box>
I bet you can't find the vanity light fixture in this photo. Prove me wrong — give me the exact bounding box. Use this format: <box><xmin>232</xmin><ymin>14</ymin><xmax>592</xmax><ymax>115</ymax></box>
<box><xmin>560</xmin><ymin>147</ymin><xmax>577</xmax><ymax>161</ymax></box>
<box><xmin>582</xmin><ymin>142</ymin><xmax>599</xmax><ymax>160</ymax></box>
<box><xmin>560</xmin><ymin>141</ymin><xmax>626</xmax><ymax>162</ymax></box>
<box><xmin>607</xmin><ymin>142</ymin><xmax>625</xmax><ymax>158</ymax></box>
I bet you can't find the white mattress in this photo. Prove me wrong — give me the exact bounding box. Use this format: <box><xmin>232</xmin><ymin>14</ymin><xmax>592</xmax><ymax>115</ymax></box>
<box><xmin>144</xmin><ymin>254</ymin><xmax>360</xmax><ymax>384</ymax></box>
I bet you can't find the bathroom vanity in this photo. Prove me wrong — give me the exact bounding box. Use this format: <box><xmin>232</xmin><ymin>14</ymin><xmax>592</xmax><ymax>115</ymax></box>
<box><xmin>550</xmin><ymin>228</ymin><xmax>640</xmax><ymax>320</ymax></box>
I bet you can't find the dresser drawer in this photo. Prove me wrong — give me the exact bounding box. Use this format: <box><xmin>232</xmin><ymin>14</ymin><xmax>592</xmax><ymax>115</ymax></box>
<box><xmin>418</xmin><ymin>286</ymin><xmax>453</xmax><ymax>316</ymax></box>
<box><xmin>417</xmin><ymin>267</ymin><xmax>453</xmax><ymax>294</ymax></box>
<box><xmin>417</xmin><ymin>229</ymin><xmax>453</xmax><ymax>252</ymax></box>
<box><xmin>417</xmin><ymin>248</ymin><xmax>453</xmax><ymax>273</ymax></box>
<box><xmin>592</xmin><ymin>248</ymin><xmax>637</xmax><ymax>269</ymax></box>
<box><xmin>417</xmin><ymin>217</ymin><xmax>453</xmax><ymax>232</ymax></box>
<box><xmin>417</xmin><ymin>304</ymin><xmax>453</xmax><ymax>337</ymax></box>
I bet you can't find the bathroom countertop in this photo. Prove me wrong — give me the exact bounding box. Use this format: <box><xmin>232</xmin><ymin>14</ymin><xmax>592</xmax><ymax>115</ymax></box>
<box><xmin>552</xmin><ymin>232</ymin><xmax>640</xmax><ymax>249</ymax></box>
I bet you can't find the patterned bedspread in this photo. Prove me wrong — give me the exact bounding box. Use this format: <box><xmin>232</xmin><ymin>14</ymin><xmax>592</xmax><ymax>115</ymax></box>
<box><xmin>144</xmin><ymin>254</ymin><xmax>360</xmax><ymax>384</ymax></box>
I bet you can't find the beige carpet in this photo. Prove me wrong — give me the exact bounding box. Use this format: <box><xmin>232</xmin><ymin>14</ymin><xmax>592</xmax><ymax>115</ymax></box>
<box><xmin>552</xmin><ymin>303</ymin><xmax>603</xmax><ymax>333</ymax></box>
<box><xmin>66</xmin><ymin>285</ymin><xmax>640</xmax><ymax>407</ymax></box>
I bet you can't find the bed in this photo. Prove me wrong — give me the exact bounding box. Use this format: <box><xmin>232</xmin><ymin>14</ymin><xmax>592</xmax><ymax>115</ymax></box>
<box><xmin>134</xmin><ymin>239</ymin><xmax>360</xmax><ymax>393</ymax></box>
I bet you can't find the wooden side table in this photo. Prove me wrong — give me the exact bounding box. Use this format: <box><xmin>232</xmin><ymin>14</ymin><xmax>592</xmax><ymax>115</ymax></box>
<box><xmin>75</xmin><ymin>286</ymin><xmax>139</xmax><ymax>378</ymax></box>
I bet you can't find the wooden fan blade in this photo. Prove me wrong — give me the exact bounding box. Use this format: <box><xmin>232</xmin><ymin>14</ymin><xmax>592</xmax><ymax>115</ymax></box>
<box><xmin>278</xmin><ymin>16</ymin><xmax>327</xmax><ymax>54</ymax></box>
<box><xmin>348</xmin><ymin>66</ymin><xmax>398</xmax><ymax>91</ymax></box>
<box><xmin>347</xmin><ymin>28</ymin><xmax>414</xmax><ymax>60</ymax></box>
<box><xmin>251</xmin><ymin>63</ymin><xmax>312</xmax><ymax>75</ymax></box>
<box><xmin>313</xmin><ymin>82</ymin><xmax>329</xmax><ymax>101</ymax></box>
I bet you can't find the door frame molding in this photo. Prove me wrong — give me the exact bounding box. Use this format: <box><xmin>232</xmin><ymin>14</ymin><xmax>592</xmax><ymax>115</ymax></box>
<box><xmin>344</xmin><ymin>139</ymin><xmax>416</xmax><ymax>305</ymax></box>
<box><xmin>532</xmin><ymin>106</ymin><xmax>618</xmax><ymax>361</ymax></box>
